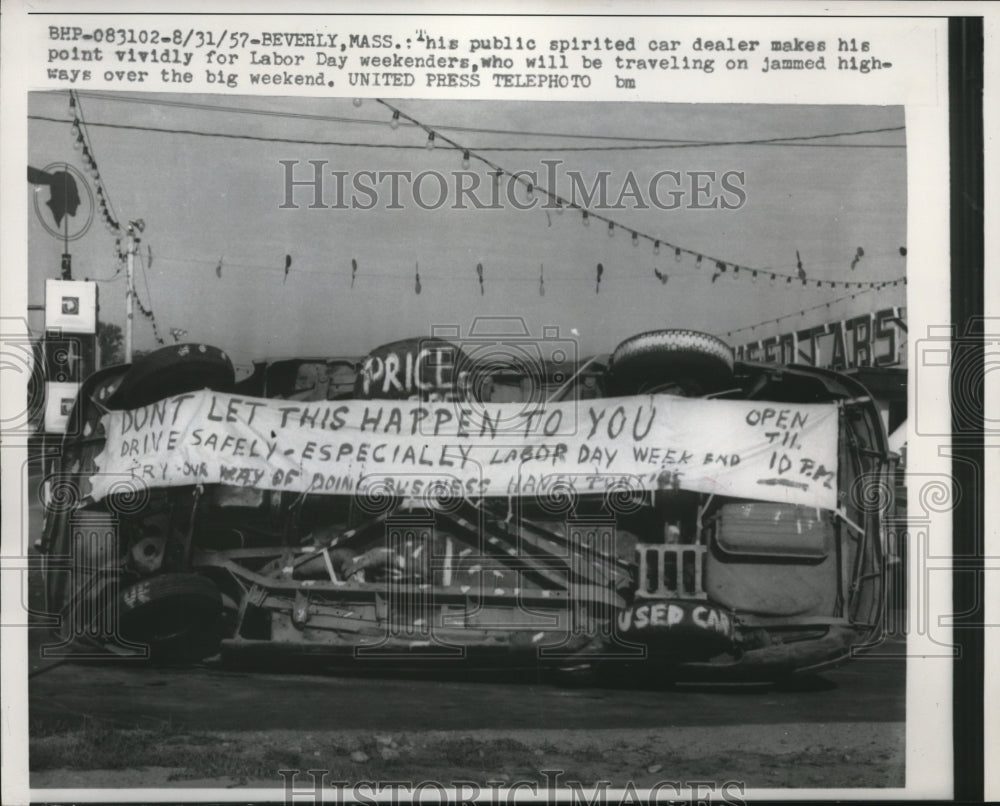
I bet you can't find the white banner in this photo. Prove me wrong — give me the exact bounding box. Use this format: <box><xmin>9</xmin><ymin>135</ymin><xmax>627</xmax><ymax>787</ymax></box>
<box><xmin>90</xmin><ymin>391</ymin><xmax>839</xmax><ymax>509</ymax></box>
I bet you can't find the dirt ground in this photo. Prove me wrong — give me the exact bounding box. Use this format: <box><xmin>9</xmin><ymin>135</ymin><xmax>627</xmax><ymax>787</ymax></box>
<box><xmin>30</xmin><ymin>721</ymin><xmax>904</xmax><ymax>790</ymax></box>
<box><xmin>22</xmin><ymin>477</ymin><xmax>907</xmax><ymax>794</ymax></box>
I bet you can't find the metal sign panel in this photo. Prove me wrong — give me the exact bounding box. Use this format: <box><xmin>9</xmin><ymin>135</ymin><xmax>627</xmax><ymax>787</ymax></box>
<box><xmin>44</xmin><ymin>381</ymin><xmax>80</xmax><ymax>433</ymax></box>
<box><xmin>45</xmin><ymin>279</ymin><xmax>96</xmax><ymax>334</ymax></box>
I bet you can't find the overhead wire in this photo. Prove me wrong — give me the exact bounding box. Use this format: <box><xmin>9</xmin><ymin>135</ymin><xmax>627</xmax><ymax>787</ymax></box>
<box><xmin>30</xmin><ymin>97</ymin><xmax>907</xmax><ymax>299</ymax></box>
<box><xmin>69</xmin><ymin>91</ymin><xmax>906</xmax><ymax>149</ymax></box>
<box><xmin>30</xmin><ymin>113</ymin><xmax>905</xmax><ymax>153</ymax></box>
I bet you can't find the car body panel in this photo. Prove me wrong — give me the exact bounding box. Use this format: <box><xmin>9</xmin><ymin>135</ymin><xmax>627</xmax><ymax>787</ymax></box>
<box><xmin>38</xmin><ymin>342</ymin><xmax>891</xmax><ymax>680</ymax></box>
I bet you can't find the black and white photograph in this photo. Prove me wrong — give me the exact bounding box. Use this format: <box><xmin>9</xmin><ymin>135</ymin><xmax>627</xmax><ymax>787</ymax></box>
<box><xmin>1</xmin><ymin>5</ymin><xmax>989</xmax><ymax>805</ymax></box>
<box><xmin>23</xmin><ymin>89</ymin><xmax>910</xmax><ymax>791</ymax></box>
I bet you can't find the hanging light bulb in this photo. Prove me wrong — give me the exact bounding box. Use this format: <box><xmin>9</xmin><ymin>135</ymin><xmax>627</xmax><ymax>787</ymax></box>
<box><xmin>426</xmin><ymin>131</ymin><xmax>435</xmax><ymax>149</ymax></box>
<box><xmin>631</xmin><ymin>231</ymin><xmax>639</xmax><ymax>247</ymax></box>
<box><xmin>70</xmin><ymin>119</ymin><xmax>81</xmax><ymax>139</ymax></box>
<box><xmin>390</xmin><ymin>110</ymin><xmax>400</xmax><ymax>129</ymax></box>
<box><xmin>653</xmin><ymin>240</ymin><xmax>660</xmax><ymax>255</ymax></box>
<box><xmin>526</xmin><ymin>182</ymin><xmax>534</xmax><ymax>200</ymax></box>
<box><xmin>582</xmin><ymin>210</ymin><xmax>590</xmax><ymax>227</ymax></box>
<box><xmin>461</xmin><ymin>150</ymin><xmax>470</xmax><ymax>169</ymax></box>
<box><xmin>607</xmin><ymin>222</ymin><xmax>614</xmax><ymax>237</ymax></box>
<box><xmin>675</xmin><ymin>246</ymin><xmax>682</xmax><ymax>262</ymax></box>
<box><xmin>554</xmin><ymin>196</ymin><xmax>564</xmax><ymax>214</ymax></box>
<box><xmin>73</xmin><ymin>134</ymin><xmax>84</xmax><ymax>151</ymax></box>
<box><xmin>353</xmin><ymin>98</ymin><xmax>363</xmax><ymax>107</ymax></box>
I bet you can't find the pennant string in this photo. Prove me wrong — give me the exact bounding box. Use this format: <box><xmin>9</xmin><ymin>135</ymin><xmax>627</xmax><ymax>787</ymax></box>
<box><xmin>373</xmin><ymin>99</ymin><xmax>900</xmax><ymax>292</ymax></box>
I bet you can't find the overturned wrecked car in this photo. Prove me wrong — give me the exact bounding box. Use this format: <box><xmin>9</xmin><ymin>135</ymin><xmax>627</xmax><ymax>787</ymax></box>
<box><xmin>39</xmin><ymin>329</ymin><xmax>889</xmax><ymax>681</ymax></box>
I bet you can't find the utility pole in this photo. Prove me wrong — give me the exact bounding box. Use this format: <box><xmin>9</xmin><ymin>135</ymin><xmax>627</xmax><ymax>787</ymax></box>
<box><xmin>124</xmin><ymin>219</ymin><xmax>144</xmax><ymax>362</ymax></box>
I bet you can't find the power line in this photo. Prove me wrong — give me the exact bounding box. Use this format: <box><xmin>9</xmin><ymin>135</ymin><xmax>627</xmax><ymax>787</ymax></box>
<box><xmin>437</xmin><ymin>140</ymin><xmax>905</xmax><ymax>152</ymax></box>
<box><xmin>70</xmin><ymin>91</ymin><xmax>906</xmax><ymax>148</ymax></box>
<box><xmin>87</xmin><ymin>267</ymin><xmax>125</xmax><ymax>284</ymax></box>
<box><xmin>29</xmin><ymin>113</ymin><xmax>905</xmax><ymax>289</ymax></box>
<box><xmin>30</xmin><ymin>113</ymin><xmax>905</xmax><ymax>153</ymax></box>
<box><xmin>30</xmin><ymin>102</ymin><xmax>905</xmax><ymax>293</ymax></box>
<box><xmin>31</xmin><ymin>115</ymin><xmax>446</xmax><ymax>150</ymax></box>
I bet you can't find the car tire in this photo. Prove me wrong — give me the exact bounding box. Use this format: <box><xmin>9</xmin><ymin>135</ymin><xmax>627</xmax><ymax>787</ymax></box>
<box><xmin>117</xmin><ymin>573</ymin><xmax>224</xmax><ymax>663</ymax></box>
<box><xmin>607</xmin><ymin>329</ymin><xmax>735</xmax><ymax>396</ymax></box>
<box><xmin>106</xmin><ymin>343</ymin><xmax>234</xmax><ymax>410</ymax></box>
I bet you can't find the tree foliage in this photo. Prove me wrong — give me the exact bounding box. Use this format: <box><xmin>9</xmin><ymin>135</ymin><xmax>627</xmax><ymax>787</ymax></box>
<box><xmin>97</xmin><ymin>321</ymin><xmax>125</xmax><ymax>366</ymax></box>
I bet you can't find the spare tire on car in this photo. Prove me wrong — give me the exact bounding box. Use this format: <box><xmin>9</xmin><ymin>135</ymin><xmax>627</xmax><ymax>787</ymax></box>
<box><xmin>606</xmin><ymin>329</ymin><xmax>735</xmax><ymax>397</ymax></box>
<box><xmin>117</xmin><ymin>573</ymin><xmax>224</xmax><ymax>663</ymax></box>
<box><xmin>106</xmin><ymin>343</ymin><xmax>235</xmax><ymax>410</ymax></box>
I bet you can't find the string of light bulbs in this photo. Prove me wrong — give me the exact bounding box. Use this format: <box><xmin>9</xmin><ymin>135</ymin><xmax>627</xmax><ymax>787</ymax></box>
<box><xmin>42</xmin><ymin>98</ymin><xmax>907</xmax><ymax>296</ymax></box>
<box><xmin>135</xmin><ymin>247</ymin><xmax>165</xmax><ymax>345</ymax></box>
<box><xmin>68</xmin><ymin>91</ymin><xmax>121</xmax><ymax>235</ymax></box>
<box><xmin>721</xmin><ymin>279</ymin><xmax>905</xmax><ymax>340</ymax></box>
<box><xmin>374</xmin><ymin>99</ymin><xmax>906</xmax><ymax>292</ymax></box>
<box><xmin>38</xmin><ymin>108</ymin><xmax>905</xmax><ymax>294</ymax></box>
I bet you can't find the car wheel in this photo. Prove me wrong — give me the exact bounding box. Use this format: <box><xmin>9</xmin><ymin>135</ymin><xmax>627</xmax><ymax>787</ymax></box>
<box><xmin>117</xmin><ymin>573</ymin><xmax>223</xmax><ymax>663</ymax></box>
<box><xmin>607</xmin><ymin>329</ymin><xmax>735</xmax><ymax>396</ymax></box>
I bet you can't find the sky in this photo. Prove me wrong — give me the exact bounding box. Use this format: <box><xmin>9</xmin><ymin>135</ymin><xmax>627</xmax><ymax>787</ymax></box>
<box><xmin>27</xmin><ymin>92</ymin><xmax>907</xmax><ymax>371</ymax></box>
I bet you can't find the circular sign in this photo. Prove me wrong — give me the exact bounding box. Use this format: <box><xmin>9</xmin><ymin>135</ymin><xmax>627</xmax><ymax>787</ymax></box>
<box><xmin>354</xmin><ymin>337</ymin><xmax>472</xmax><ymax>402</ymax></box>
<box><xmin>32</xmin><ymin>162</ymin><xmax>94</xmax><ymax>241</ymax></box>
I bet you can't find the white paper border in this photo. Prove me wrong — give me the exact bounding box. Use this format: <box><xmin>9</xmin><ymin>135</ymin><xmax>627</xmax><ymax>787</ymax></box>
<box><xmin>1</xmin><ymin>2</ymin><xmax>991</xmax><ymax>803</ymax></box>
